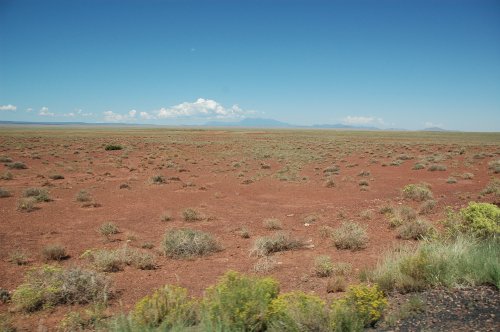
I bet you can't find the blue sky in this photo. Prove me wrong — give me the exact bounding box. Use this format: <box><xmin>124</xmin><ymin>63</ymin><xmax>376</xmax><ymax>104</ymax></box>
<box><xmin>1</xmin><ymin>0</ymin><xmax>499</xmax><ymax>131</ymax></box>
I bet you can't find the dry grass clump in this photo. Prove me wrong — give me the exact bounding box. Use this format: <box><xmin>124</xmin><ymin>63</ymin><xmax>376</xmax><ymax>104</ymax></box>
<box><xmin>480</xmin><ymin>178</ymin><xmax>500</xmax><ymax>197</ymax></box>
<box><xmin>76</xmin><ymin>190</ymin><xmax>92</xmax><ymax>202</ymax></box>
<box><xmin>389</xmin><ymin>206</ymin><xmax>417</xmax><ymax>228</ymax></box>
<box><xmin>23</xmin><ymin>187</ymin><xmax>50</xmax><ymax>202</ymax></box>
<box><xmin>9</xmin><ymin>249</ymin><xmax>29</xmax><ymax>265</ymax></box>
<box><xmin>98</xmin><ymin>222</ymin><xmax>119</xmax><ymax>240</ymax></box>
<box><xmin>6</xmin><ymin>161</ymin><xmax>27</xmax><ymax>169</ymax></box>
<box><xmin>263</xmin><ymin>218</ymin><xmax>282</xmax><ymax>230</ymax></box>
<box><xmin>314</xmin><ymin>255</ymin><xmax>334</xmax><ymax>277</ymax></box>
<box><xmin>324</xmin><ymin>178</ymin><xmax>336</xmax><ymax>188</ymax></box>
<box><xmin>332</xmin><ymin>222</ymin><xmax>368</xmax><ymax>250</ymax></box>
<box><xmin>251</xmin><ymin>232</ymin><xmax>304</xmax><ymax>257</ymax></box>
<box><xmin>17</xmin><ymin>197</ymin><xmax>37</xmax><ymax>212</ymax></box>
<box><xmin>419</xmin><ymin>199</ymin><xmax>436</xmax><ymax>215</ymax></box>
<box><xmin>326</xmin><ymin>276</ymin><xmax>347</xmax><ymax>293</ymax></box>
<box><xmin>163</xmin><ymin>229</ymin><xmax>221</xmax><ymax>259</ymax></box>
<box><xmin>150</xmin><ymin>175</ymin><xmax>166</xmax><ymax>184</ymax></box>
<box><xmin>0</xmin><ymin>188</ymin><xmax>11</xmax><ymax>198</ymax></box>
<box><xmin>182</xmin><ymin>208</ymin><xmax>202</xmax><ymax>222</ymax></box>
<box><xmin>0</xmin><ymin>171</ymin><xmax>13</xmax><ymax>180</ymax></box>
<box><xmin>160</xmin><ymin>211</ymin><xmax>173</xmax><ymax>222</ymax></box>
<box><xmin>402</xmin><ymin>183</ymin><xmax>433</xmax><ymax>202</ymax></box>
<box><xmin>49</xmin><ymin>174</ymin><xmax>64</xmax><ymax>180</ymax></box>
<box><xmin>84</xmin><ymin>246</ymin><xmax>156</xmax><ymax>272</ymax></box>
<box><xmin>428</xmin><ymin>164</ymin><xmax>447</xmax><ymax>171</ymax></box>
<box><xmin>446</xmin><ymin>177</ymin><xmax>457</xmax><ymax>184</ymax></box>
<box><xmin>42</xmin><ymin>245</ymin><xmax>68</xmax><ymax>261</ymax></box>
<box><xmin>238</xmin><ymin>227</ymin><xmax>251</xmax><ymax>238</ymax></box>
<box><xmin>253</xmin><ymin>256</ymin><xmax>278</xmax><ymax>273</ymax></box>
<box><xmin>396</xmin><ymin>219</ymin><xmax>435</xmax><ymax>240</ymax></box>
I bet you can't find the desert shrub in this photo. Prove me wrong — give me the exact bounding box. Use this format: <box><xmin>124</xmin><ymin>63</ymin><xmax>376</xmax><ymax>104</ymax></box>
<box><xmin>329</xmin><ymin>302</ymin><xmax>365</xmax><ymax>332</ymax></box>
<box><xmin>358</xmin><ymin>170</ymin><xmax>371</xmax><ymax>177</ymax></box>
<box><xmin>49</xmin><ymin>174</ymin><xmax>64</xmax><ymax>180</ymax></box>
<box><xmin>389</xmin><ymin>205</ymin><xmax>417</xmax><ymax>228</ymax></box>
<box><xmin>481</xmin><ymin>178</ymin><xmax>500</xmax><ymax>197</ymax></box>
<box><xmin>253</xmin><ymin>256</ymin><xmax>278</xmax><ymax>273</ymax></box>
<box><xmin>9</xmin><ymin>249</ymin><xmax>29</xmax><ymax>265</ymax></box>
<box><xmin>462</xmin><ymin>172</ymin><xmax>474</xmax><ymax>179</ymax></box>
<box><xmin>266</xmin><ymin>291</ymin><xmax>329</xmax><ymax>332</ymax></box>
<box><xmin>0</xmin><ymin>187</ymin><xmax>11</xmax><ymax>198</ymax></box>
<box><xmin>163</xmin><ymin>229</ymin><xmax>220</xmax><ymax>259</ymax></box>
<box><xmin>335</xmin><ymin>284</ymin><xmax>387</xmax><ymax>327</ymax></box>
<box><xmin>42</xmin><ymin>244</ymin><xmax>68</xmax><ymax>261</ymax></box>
<box><xmin>446</xmin><ymin>176</ymin><xmax>457</xmax><ymax>184</ymax></box>
<box><xmin>0</xmin><ymin>171</ymin><xmax>13</xmax><ymax>180</ymax></box>
<box><xmin>318</xmin><ymin>225</ymin><xmax>334</xmax><ymax>238</ymax></box>
<box><xmin>402</xmin><ymin>183</ymin><xmax>433</xmax><ymax>201</ymax></box>
<box><xmin>303</xmin><ymin>214</ymin><xmax>319</xmax><ymax>224</ymax></box>
<box><xmin>105</xmin><ymin>144</ymin><xmax>123</xmax><ymax>151</ymax></box>
<box><xmin>0</xmin><ymin>156</ymin><xmax>12</xmax><ymax>162</ymax></box>
<box><xmin>200</xmin><ymin>271</ymin><xmax>279</xmax><ymax>331</ymax></box>
<box><xmin>132</xmin><ymin>285</ymin><xmax>197</xmax><ymax>329</ymax></box>
<box><xmin>23</xmin><ymin>187</ymin><xmax>50</xmax><ymax>202</ymax></box>
<box><xmin>160</xmin><ymin>211</ymin><xmax>173</xmax><ymax>222</ymax></box>
<box><xmin>419</xmin><ymin>199</ymin><xmax>436</xmax><ymax>215</ymax></box>
<box><xmin>314</xmin><ymin>255</ymin><xmax>334</xmax><ymax>277</ymax></box>
<box><xmin>332</xmin><ymin>262</ymin><xmax>352</xmax><ymax>276</ymax></box>
<box><xmin>428</xmin><ymin>164</ymin><xmax>447</xmax><ymax>171</ymax></box>
<box><xmin>323</xmin><ymin>165</ymin><xmax>340</xmax><ymax>175</ymax></box>
<box><xmin>0</xmin><ymin>288</ymin><xmax>11</xmax><ymax>303</ymax></box>
<box><xmin>459</xmin><ymin>202</ymin><xmax>500</xmax><ymax>238</ymax></box>
<box><xmin>76</xmin><ymin>190</ymin><xmax>92</xmax><ymax>202</ymax></box>
<box><xmin>238</xmin><ymin>227</ymin><xmax>250</xmax><ymax>238</ymax></box>
<box><xmin>6</xmin><ymin>161</ymin><xmax>27</xmax><ymax>169</ymax></box>
<box><xmin>412</xmin><ymin>163</ymin><xmax>425</xmax><ymax>170</ymax></box>
<box><xmin>59</xmin><ymin>305</ymin><xmax>107</xmax><ymax>332</ymax></box>
<box><xmin>150</xmin><ymin>175</ymin><xmax>166</xmax><ymax>184</ymax></box>
<box><xmin>488</xmin><ymin>159</ymin><xmax>500</xmax><ymax>173</ymax></box>
<box><xmin>182</xmin><ymin>208</ymin><xmax>202</xmax><ymax>222</ymax></box>
<box><xmin>99</xmin><ymin>222</ymin><xmax>119</xmax><ymax>238</ymax></box>
<box><xmin>358</xmin><ymin>180</ymin><xmax>369</xmax><ymax>187</ymax></box>
<box><xmin>372</xmin><ymin>236</ymin><xmax>500</xmax><ymax>293</ymax></box>
<box><xmin>324</xmin><ymin>178</ymin><xmax>336</xmax><ymax>188</ymax></box>
<box><xmin>17</xmin><ymin>197</ymin><xmax>36</xmax><ymax>212</ymax></box>
<box><xmin>326</xmin><ymin>276</ymin><xmax>347</xmax><ymax>293</ymax></box>
<box><xmin>263</xmin><ymin>218</ymin><xmax>282</xmax><ymax>230</ymax></box>
<box><xmin>251</xmin><ymin>231</ymin><xmax>304</xmax><ymax>256</ymax></box>
<box><xmin>332</xmin><ymin>222</ymin><xmax>368</xmax><ymax>250</ymax></box>
<box><xmin>85</xmin><ymin>247</ymin><xmax>156</xmax><ymax>272</ymax></box>
<box><xmin>397</xmin><ymin>219</ymin><xmax>435</xmax><ymax>240</ymax></box>
<box><xmin>12</xmin><ymin>265</ymin><xmax>111</xmax><ymax>312</ymax></box>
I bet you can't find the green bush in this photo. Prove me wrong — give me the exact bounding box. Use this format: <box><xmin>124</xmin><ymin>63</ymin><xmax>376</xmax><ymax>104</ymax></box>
<box><xmin>397</xmin><ymin>219</ymin><xmax>435</xmax><ymax>240</ymax></box>
<box><xmin>266</xmin><ymin>291</ymin><xmax>329</xmax><ymax>332</ymax></box>
<box><xmin>460</xmin><ymin>202</ymin><xmax>500</xmax><ymax>238</ymax></box>
<box><xmin>314</xmin><ymin>255</ymin><xmax>334</xmax><ymax>277</ymax></box>
<box><xmin>201</xmin><ymin>271</ymin><xmax>279</xmax><ymax>331</ymax></box>
<box><xmin>105</xmin><ymin>144</ymin><xmax>123</xmax><ymax>151</ymax></box>
<box><xmin>133</xmin><ymin>285</ymin><xmax>197</xmax><ymax>328</ymax></box>
<box><xmin>163</xmin><ymin>229</ymin><xmax>220</xmax><ymax>259</ymax></box>
<box><xmin>336</xmin><ymin>284</ymin><xmax>387</xmax><ymax>327</ymax></box>
<box><xmin>6</xmin><ymin>161</ymin><xmax>27</xmax><ymax>169</ymax></box>
<box><xmin>23</xmin><ymin>187</ymin><xmax>50</xmax><ymax>202</ymax></box>
<box><xmin>333</xmin><ymin>222</ymin><xmax>368</xmax><ymax>250</ymax></box>
<box><xmin>0</xmin><ymin>187</ymin><xmax>11</xmax><ymax>198</ymax></box>
<box><xmin>251</xmin><ymin>232</ymin><xmax>304</xmax><ymax>256</ymax></box>
<box><xmin>12</xmin><ymin>265</ymin><xmax>111</xmax><ymax>312</ymax></box>
<box><xmin>402</xmin><ymin>183</ymin><xmax>433</xmax><ymax>202</ymax></box>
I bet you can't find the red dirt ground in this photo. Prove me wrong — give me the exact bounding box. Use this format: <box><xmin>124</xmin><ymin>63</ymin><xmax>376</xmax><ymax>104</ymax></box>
<box><xmin>0</xmin><ymin>128</ymin><xmax>498</xmax><ymax>330</ymax></box>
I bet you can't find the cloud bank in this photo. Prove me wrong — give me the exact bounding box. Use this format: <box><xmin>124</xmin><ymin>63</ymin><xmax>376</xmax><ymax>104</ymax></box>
<box><xmin>343</xmin><ymin>116</ymin><xmax>385</xmax><ymax>126</ymax></box>
<box><xmin>0</xmin><ymin>104</ymin><xmax>17</xmax><ymax>111</ymax></box>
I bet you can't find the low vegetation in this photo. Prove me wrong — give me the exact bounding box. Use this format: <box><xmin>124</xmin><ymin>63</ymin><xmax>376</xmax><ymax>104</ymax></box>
<box><xmin>402</xmin><ymin>183</ymin><xmax>433</xmax><ymax>201</ymax></box>
<box><xmin>12</xmin><ymin>265</ymin><xmax>111</xmax><ymax>312</ymax></box>
<box><xmin>251</xmin><ymin>231</ymin><xmax>305</xmax><ymax>256</ymax></box>
<box><xmin>332</xmin><ymin>222</ymin><xmax>368</xmax><ymax>250</ymax></box>
<box><xmin>163</xmin><ymin>228</ymin><xmax>220</xmax><ymax>259</ymax></box>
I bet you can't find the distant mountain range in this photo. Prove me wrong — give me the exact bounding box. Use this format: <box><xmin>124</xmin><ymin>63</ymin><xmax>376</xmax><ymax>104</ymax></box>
<box><xmin>0</xmin><ymin>119</ymin><xmax>450</xmax><ymax>131</ymax></box>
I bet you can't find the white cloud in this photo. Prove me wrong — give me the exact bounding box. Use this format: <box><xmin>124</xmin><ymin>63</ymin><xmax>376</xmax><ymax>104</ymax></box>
<box><xmin>103</xmin><ymin>109</ymin><xmax>137</xmax><ymax>122</ymax></box>
<box><xmin>0</xmin><ymin>104</ymin><xmax>17</xmax><ymax>111</ymax></box>
<box><xmin>343</xmin><ymin>116</ymin><xmax>385</xmax><ymax>126</ymax></box>
<box><xmin>26</xmin><ymin>108</ymin><xmax>33</xmax><ymax>112</ymax></box>
<box><xmin>140</xmin><ymin>111</ymin><xmax>155</xmax><ymax>120</ymax></box>
<box><xmin>39</xmin><ymin>106</ymin><xmax>55</xmax><ymax>116</ymax></box>
<box><xmin>76</xmin><ymin>109</ymin><xmax>93</xmax><ymax>117</ymax></box>
<box><xmin>155</xmin><ymin>98</ymin><xmax>252</xmax><ymax>119</ymax></box>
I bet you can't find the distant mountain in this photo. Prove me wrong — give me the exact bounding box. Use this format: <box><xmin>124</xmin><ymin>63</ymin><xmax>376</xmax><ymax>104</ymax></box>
<box><xmin>422</xmin><ymin>127</ymin><xmax>447</xmax><ymax>132</ymax></box>
<box><xmin>205</xmin><ymin>118</ymin><xmax>292</xmax><ymax>128</ymax></box>
<box><xmin>311</xmin><ymin>123</ymin><xmax>380</xmax><ymax>130</ymax></box>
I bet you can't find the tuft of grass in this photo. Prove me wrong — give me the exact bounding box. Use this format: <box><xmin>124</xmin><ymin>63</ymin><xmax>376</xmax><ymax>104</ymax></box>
<box><xmin>105</xmin><ymin>144</ymin><xmax>123</xmax><ymax>151</ymax></box>
<box><xmin>0</xmin><ymin>171</ymin><xmax>13</xmax><ymax>180</ymax></box>
<box><xmin>49</xmin><ymin>174</ymin><xmax>64</xmax><ymax>180</ymax></box>
<box><xmin>263</xmin><ymin>218</ymin><xmax>282</xmax><ymax>230</ymax></box>
<box><xmin>98</xmin><ymin>222</ymin><xmax>119</xmax><ymax>240</ymax></box>
<box><xmin>182</xmin><ymin>208</ymin><xmax>202</xmax><ymax>221</ymax></box>
<box><xmin>251</xmin><ymin>231</ymin><xmax>305</xmax><ymax>256</ymax></box>
<box><xmin>389</xmin><ymin>205</ymin><xmax>417</xmax><ymax>228</ymax></box>
<box><xmin>6</xmin><ymin>161</ymin><xmax>27</xmax><ymax>169</ymax></box>
<box><xmin>12</xmin><ymin>265</ymin><xmax>111</xmax><ymax>312</ymax></box>
<box><xmin>76</xmin><ymin>190</ymin><xmax>92</xmax><ymax>202</ymax></box>
<box><xmin>160</xmin><ymin>211</ymin><xmax>173</xmax><ymax>222</ymax></box>
<box><xmin>412</xmin><ymin>163</ymin><xmax>425</xmax><ymax>170</ymax></box>
<box><xmin>238</xmin><ymin>227</ymin><xmax>251</xmax><ymax>238</ymax></box>
<box><xmin>150</xmin><ymin>174</ymin><xmax>166</xmax><ymax>184</ymax></box>
<box><xmin>428</xmin><ymin>164</ymin><xmax>447</xmax><ymax>171</ymax></box>
<box><xmin>0</xmin><ymin>187</ymin><xmax>11</xmax><ymax>198</ymax></box>
<box><xmin>85</xmin><ymin>246</ymin><xmax>156</xmax><ymax>272</ymax></box>
<box><xmin>324</xmin><ymin>178</ymin><xmax>336</xmax><ymax>188</ymax></box>
<box><xmin>446</xmin><ymin>176</ymin><xmax>457</xmax><ymax>184</ymax></box>
<box><xmin>332</xmin><ymin>222</ymin><xmax>368</xmax><ymax>250</ymax></box>
<box><xmin>372</xmin><ymin>235</ymin><xmax>500</xmax><ymax>293</ymax></box>
<box><xmin>42</xmin><ymin>244</ymin><xmax>68</xmax><ymax>261</ymax></box>
<box><xmin>17</xmin><ymin>197</ymin><xmax>36</xmax><ymax>212</ymax></box>
<box><xmin>314</xmin><ymin>255</ymin><xmax>334</xmax><ymax>277</ymax></box>
<box><xmin>326</xmin><ymin>276</ymin><xmax>347</xmax><ymax>293</ymax></box>
<box><xmin>419</xmin><ymin>199</ymin><xmax>436</xmax><ymax>215</ymax></box>
<box><xmin>23</xmin><ymin>187</ymin><xmax>50</xmax><ymax>202</ymax></box>
<box><xmin>480</xmin><ymin>178</ymin><xmax>500</xmax><ymax>197</ymax></box>
<box><xmin>253</xmin><ymin>256</ymin><xmax>278</xmax><ymax>273</ymax></box>
<box><xmin>402</xmin><ymin>183</ymin><xmax>433</xmax><ymax>202</ymax></box>
<box><xmin>397</xmin><ymin>219</ymin><xmax>435</xmax><ymax>240</ymax></box>
<box><xmin>9</xmin><ymin>249</ymin><xmax>29</xmax><ymax>265</ymax></box>
<box><xmin>163</xmin><ymin>228</ymin><xmax>220</xmax><ymax>259</ymax></box>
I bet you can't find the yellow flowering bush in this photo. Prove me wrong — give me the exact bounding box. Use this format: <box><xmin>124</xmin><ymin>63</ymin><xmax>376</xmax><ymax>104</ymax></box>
<box><xmin>337</xmin><ymin>284</ymin><xmax>387</xmax><ymax>327</ymax></box>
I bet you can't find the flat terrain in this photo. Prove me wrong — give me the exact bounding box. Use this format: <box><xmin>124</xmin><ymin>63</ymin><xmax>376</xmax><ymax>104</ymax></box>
<box><xmin>0</xmin><ymin>127</ymin><xmax>499</xmax><ymax>330</ymax></box>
